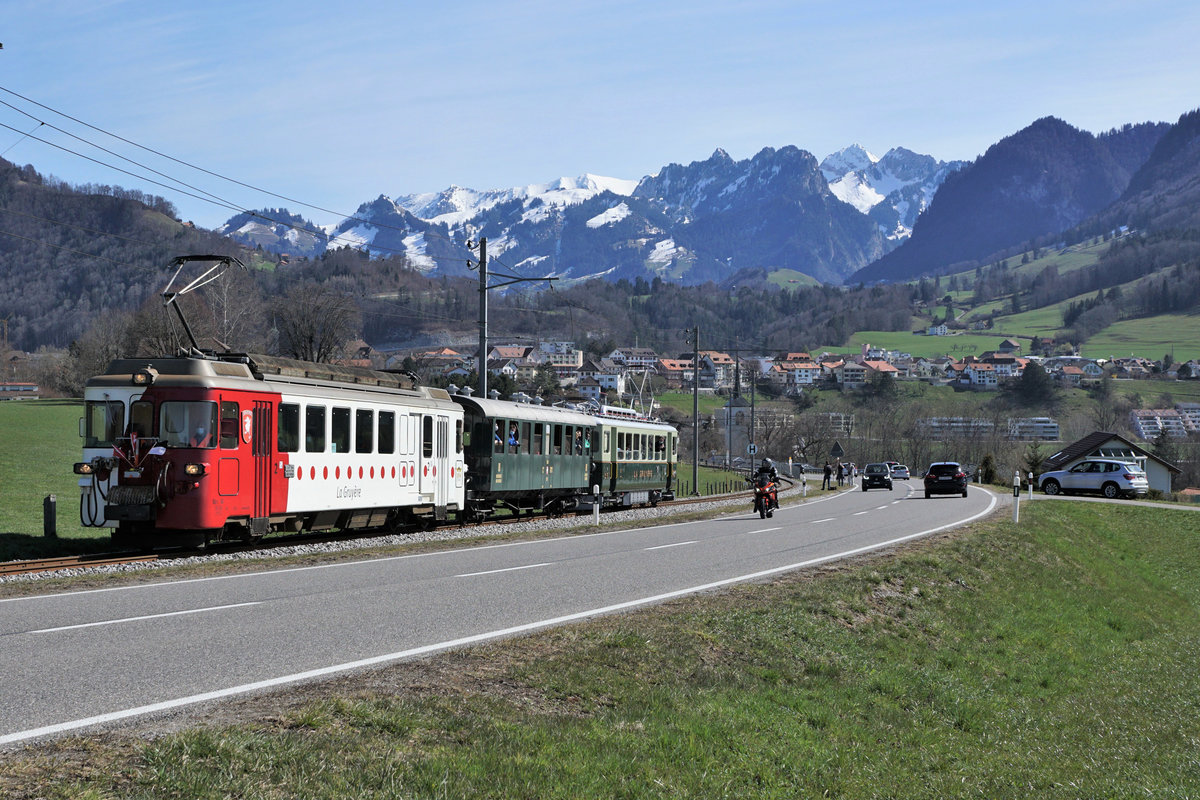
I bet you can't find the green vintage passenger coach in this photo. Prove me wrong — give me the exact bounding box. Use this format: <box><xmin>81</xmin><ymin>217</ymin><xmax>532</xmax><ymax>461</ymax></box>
<box><xmin>454</xmin><ymin>395</ymin><xmax>677</xmax><ymax>519</ymax></box>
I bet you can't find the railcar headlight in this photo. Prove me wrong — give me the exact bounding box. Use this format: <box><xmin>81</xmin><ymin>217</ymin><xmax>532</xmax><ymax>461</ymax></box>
<box><xmin>132</xmin><ymin>366</ymin><xmax>158</xmax><ymax>386</ymax></box>
<box><xmin>184</xmin><ymin>463</ymin><xmax>206</xmax><ymax>476</ymax></box>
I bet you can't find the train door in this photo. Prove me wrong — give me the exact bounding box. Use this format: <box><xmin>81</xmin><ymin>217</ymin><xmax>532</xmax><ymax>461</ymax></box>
<box><xmin>251</xmin><ymin>400</ymin><xmax>272</xmax><ymax>537</ymax></box>
<box><xmin>436</xmin><ymin>415</ymin><xmax>451</xmax><ymax>515</ymax></box>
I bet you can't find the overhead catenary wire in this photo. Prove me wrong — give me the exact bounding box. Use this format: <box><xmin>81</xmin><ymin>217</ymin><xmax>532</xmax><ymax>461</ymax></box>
<box><xmin>0</xmin><ymin>86</ymin><xmax>481</xmax><ymax>262</ymax></box>
<box><xmin>0</xmin><ymin>85</ymin><xmax>575</xmax><ymax>284</ymax></box>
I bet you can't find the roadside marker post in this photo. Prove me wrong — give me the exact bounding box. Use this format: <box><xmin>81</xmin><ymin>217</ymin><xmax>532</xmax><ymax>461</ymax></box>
<box><xmin>1013</xmin><ymin>471</ymin><xmax>1020</xmax><ymax>524</ymax></box>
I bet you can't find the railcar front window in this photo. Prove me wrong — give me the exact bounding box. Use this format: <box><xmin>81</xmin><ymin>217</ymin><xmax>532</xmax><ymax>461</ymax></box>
<box><xmin>160</xmin><ymin>401</ymin><xmax>217</xmax><ymax>448</ymax></box>
<box><xmin>129</xmin><ymin>400</ymin><xmax>154</xmax><ymax>439</ymax></box>
<box><xmin>84</xmin><ymin>400</ymin><xmax>124</xmax><ymax>447</ymax></box>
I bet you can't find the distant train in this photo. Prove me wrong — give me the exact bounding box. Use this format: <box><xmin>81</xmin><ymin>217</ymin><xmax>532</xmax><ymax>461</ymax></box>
<box><xmin>75</xmin><ymin>351</ymin><xmax>678</xmax><ymax>547</ymax></box>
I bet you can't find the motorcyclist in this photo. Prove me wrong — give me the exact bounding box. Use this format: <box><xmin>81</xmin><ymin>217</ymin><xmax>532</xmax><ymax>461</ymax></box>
<box><xmin>750</xmin><ymin>461</ymin><xmax>779</xmax><ymax>516</ymax></box>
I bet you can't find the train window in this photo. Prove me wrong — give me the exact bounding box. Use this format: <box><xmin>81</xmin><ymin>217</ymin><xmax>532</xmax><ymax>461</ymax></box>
<box><xmin>83</xmin><ymin>400</ymin><xmax>124</xmax><ymax>447</ymax></box>
<box><xmin>552</xmin><ymin>425</ymin><xmax>563</xmax><ymax>455</ymax></box>
<box><xmin>331</xmin><ymin>407</ymin><xmax>350</xmax><ymax>454</ymax></box>
<box><xmin>422</xmin><ymin>415</ymin><xmax>433</xmax><ymax>458</ymax></box>
<box><xmin>529</xmin><ymin>422</ymin><xmax>540</xmax><ymax>455</ymax></box>
<box><xmin>378</xmin><ymin>411</ymin><xmax>395</xmax><ymax>454</ymax></box>
<box><xmin>356</xmin><ymin>409</ymin><xmax>374</xmax><ymax>453</ymax></box>
<box><xmin>603</xmin><ymin>430</ymin><xmax>610</xmax><ymax>455</ymax></box>
<box><xmin>160</xmin><ymin>401</ymin><xmax>217</xmax><ymax>448</ymax></box>
<box><xmin>128</xmin><ymin>400</ymin><xmax>153</xmax><ymax>439</ymax></box>
<box><xmin>495</xmin><ymin>420</ymin><xmax>507</xmax><ymax>453</ymax></box>
<box><xmin>655</xmin><ymin>435</ymin><xmax>666</xmax><ymax>460</ymax></box>
<box><xmin>456</xmin><ymin>419</ymin><xmax>463</xmax><ymax>453</ymax></box>
<box><xmin>642</xmin><ymin>434</ymin><xmax>648</xmax><ymax>460</ymax></box>
<box><xmin>305</xmin><ymin>406</ymin><xmax>326</xmax><ymax>453</ymax></box>
<box><xmin>219</xmin><ymin>402</ymin><xmax>239</xmax><ymax>449</ymax></box>
<box><xmin>278</xmin><ymin>404</ymin><xmax>300</xmax><ymax>453</ymax></box>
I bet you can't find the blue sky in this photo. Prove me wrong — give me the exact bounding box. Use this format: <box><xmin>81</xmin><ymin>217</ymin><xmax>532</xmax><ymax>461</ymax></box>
<box><xmin>3</xmin><ymin>0</ymin><xmax>1198</xmax><ymax>230</ymax></box>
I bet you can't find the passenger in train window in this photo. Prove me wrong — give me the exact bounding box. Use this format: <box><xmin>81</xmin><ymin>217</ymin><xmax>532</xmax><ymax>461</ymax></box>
<box><xmin>574</xmin><ymin>429</ymin><xmax>584</xmax><ymax>454</ymax></box>
<box><xmin>508</xmin><ymin>422</ymin><xmax>519</xmax><ymax>453</ymax></box>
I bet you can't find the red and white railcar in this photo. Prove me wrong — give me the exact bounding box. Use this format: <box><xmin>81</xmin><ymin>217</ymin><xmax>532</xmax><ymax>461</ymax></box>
<box><xmin>76</xmin><ymin>352</ymin><xmax>465</xmax><ymax>547</ymax></box>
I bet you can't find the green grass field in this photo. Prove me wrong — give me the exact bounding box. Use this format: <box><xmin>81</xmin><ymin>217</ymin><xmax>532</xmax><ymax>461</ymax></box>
<box><xmin>1083</xmin><ymin>313</ymin><xmax>1200</xmax><ymax>362</ymax></box>
<box><xmin>0</xmin><ymin>400</ymin><xmax>113</xmax><ymax>558</ymax></box>
<box><xmin>845</xmin><ymin>330</ymin><xmax>1011</xmax><ymax>358</ymax></box>
<box><xmin>7</xmin><ymin>500</ymin><xmax>1198</xmax><ymax>798</ymax></box>
<box><xmin>766</xmin><ymin>268</ymin><xmax>822</xmax><ymax>289</ymax></box>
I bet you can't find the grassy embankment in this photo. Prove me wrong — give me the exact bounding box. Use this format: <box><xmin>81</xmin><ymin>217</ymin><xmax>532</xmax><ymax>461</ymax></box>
<box><xmin>3</xmin><ymin>500</ymin><xmax>1198</xmax><ymax>797</ymax></box>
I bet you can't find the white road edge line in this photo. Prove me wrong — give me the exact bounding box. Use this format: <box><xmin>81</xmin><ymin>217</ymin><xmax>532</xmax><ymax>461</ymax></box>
<box><xmin>0</xmin><ymin>491</ymin><xmax>996</xmax><ymax>746</ymax></box>
<box><xmin>644</xmin><ymin>541</ymin><xmax>697</xmax><ymax>551</ymax></box>
<box><xmin>456</xmin><ymin>563</ymin><xmax>551</xmax><ymax>578</ymax></box>
<box><xmin>30</xmin><ymin>602</ymin><xmax>261</xmax><ymax>634</ymax></box>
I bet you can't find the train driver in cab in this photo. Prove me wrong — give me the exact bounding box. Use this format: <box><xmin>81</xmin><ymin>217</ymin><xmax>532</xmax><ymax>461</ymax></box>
<box><xmin>191</xmin><ymin>425</ymin><xmax>212</xmax><ymax>448</ymax></box>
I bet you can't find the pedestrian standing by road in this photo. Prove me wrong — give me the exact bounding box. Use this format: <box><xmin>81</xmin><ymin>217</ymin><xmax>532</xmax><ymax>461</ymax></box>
<box><xmin>836</xmin><ymin>460</ymin><xmax>845</xmax><ymax>487</ymax></box>
<box><xmin>822</xmin><ymin>461</ymin><xmax>832</xmax><ymax>490</ymax></box>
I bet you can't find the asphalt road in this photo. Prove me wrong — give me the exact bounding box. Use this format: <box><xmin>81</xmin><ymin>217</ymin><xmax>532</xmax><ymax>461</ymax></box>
<box><xmin>0</xmin><ymin>481</ymin><xmax>998</xmax><ymax>746</ymax></box>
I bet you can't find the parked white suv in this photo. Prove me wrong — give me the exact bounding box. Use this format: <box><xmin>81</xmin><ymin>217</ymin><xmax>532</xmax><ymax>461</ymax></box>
<box><xmin>1038</xmin><ymin>459</ymin><xmax>1149</xmax><ymax>499</ymax></box>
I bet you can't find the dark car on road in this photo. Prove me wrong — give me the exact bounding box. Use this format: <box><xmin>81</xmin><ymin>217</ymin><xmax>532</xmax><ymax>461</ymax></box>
<box><xmin>861</xmin><ymin>462</ymin><xmax>893</xmax><ymax>491</ymax></box>
<box><xmin>924</xmin><ymin>461</ymin><xmax>968</xmax><ymax>498</ymax></box>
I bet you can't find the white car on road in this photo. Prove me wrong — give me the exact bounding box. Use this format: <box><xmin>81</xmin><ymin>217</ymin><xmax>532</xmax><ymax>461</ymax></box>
<box><xmin>1038</xmin><ymin>459</ymin><xmax>1149</xmax><ymax>499</ymax></box>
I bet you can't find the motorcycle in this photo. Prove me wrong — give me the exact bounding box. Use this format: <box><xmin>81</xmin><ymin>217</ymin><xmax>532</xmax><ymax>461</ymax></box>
<box><xmin>749</xmin><ymin>472</ymin><xmax>779</xmax><ymax>519</ymax></box>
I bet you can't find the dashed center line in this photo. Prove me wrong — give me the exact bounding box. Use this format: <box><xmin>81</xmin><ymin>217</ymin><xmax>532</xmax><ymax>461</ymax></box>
<box><xmin>32</xmin><ymin>602</ymin><xmax>261</xmax><ymax>634</ymax></box>
<box><xmin>644</xmin><ymin>540</ymin><xmax>697</xmax><ymax>551</ymax></box>
<box><xmin>456</xmin><ymin>563</ymin><xmax>551</xmax><ymax>578</ymax></box>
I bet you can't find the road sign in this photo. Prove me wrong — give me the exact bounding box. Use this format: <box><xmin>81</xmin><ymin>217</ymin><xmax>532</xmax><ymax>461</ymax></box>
<box><xmin>747</xmin><ymin>443</ymin><xmax>757</xmax><ymax>455</ymax></box>
<box><xmin>830</xmin><ymin>441</ymin><xmax>844</xmax><ymax>458</ymax></box>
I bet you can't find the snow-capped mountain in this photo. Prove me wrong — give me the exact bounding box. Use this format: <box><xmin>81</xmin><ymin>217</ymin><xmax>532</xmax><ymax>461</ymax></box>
<box><xmin>219</xmin><ymin>145</ymin><xmax>960</xmax><ymax>286</ymax></box>
<box><xmin>820</xmin><ymin>145</ymin><xmax>966</xmax><ymax>242</ymax></box>
<box><xmin>395</xmin><ymin>175</ymin><xmax>639</xmax><ymax>226</ymax></box>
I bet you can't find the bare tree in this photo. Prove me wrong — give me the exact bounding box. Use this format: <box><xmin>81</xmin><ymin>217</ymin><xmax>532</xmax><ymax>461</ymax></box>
<box><xmin>207</xmin><ymin>267</ymin><xmax>268</xmax><ymax>351</ymax></box>
<box><xmin>272</xmin><ymin>283</ymin><xmax>362</xmax><ymax>363</ymax></box>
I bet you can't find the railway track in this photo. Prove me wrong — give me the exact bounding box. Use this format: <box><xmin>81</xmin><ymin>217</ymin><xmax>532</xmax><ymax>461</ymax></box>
<box><xmin>0</xmin><ymin>552</ymin><xmax>159</xmax><ymax>577</ymax></box>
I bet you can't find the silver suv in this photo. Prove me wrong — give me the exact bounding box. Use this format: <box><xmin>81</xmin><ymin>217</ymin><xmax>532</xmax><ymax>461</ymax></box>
<box><xmin>1038</xmin><ymin>459</ymin><xmax>1149</xmax><ymax>499</ymax></box>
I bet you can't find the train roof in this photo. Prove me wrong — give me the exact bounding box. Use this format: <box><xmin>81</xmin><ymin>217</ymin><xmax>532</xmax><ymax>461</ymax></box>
<box><xmin>88</xmin><ymin>352</ymin><xmax>451</xmax><ymax>401</ymax></box>
<box><xmin>452</xmin><ymin>394</ymin><xmax>675</xmax><ymax>432</ymax></box>
<box><xmin>452</xmin><ymin>395</ymin><xmax>598</xmax><ymax>426</ymax></box>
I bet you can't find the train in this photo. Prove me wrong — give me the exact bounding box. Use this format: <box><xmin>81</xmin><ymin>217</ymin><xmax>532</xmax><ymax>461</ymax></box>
<box><xmin>75</xmin><ymin>350</ymin><xmax>678</xmax><ymax>548</ymax></box>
